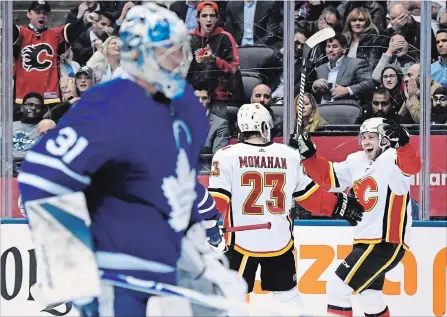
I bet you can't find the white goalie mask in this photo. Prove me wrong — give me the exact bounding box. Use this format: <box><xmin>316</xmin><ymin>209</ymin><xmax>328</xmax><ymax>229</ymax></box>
<box><xmin>359</xmin><ymin>117</ymin><xmax>390</xmax><ymax>152</ymax></box>
<box><xmin>119</xmin><ymin>3</ymin><xmax>193</xmax><ymax>99</ymax></box>
<box><xmin>237</xmin><ymin>103</ymin><xmax>274</xmax><ymax>142</ymax></box>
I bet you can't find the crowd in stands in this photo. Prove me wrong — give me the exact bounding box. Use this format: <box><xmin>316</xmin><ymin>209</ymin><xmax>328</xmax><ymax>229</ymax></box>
<box><xmin>10</xmin><ymin>0</ymin><xmax>447</xmax><ymax>176</ymax></box>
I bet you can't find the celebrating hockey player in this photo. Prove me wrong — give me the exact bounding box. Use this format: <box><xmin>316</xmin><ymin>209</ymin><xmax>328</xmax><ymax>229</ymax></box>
<box><xmin>208</xmin><ymin>103</ymin><xmax>364</xmax><ymax>306</ymax></box>
<box><xmin>291</xmin><ymin>117</ymin><xmax>422</xmax><ymax>317</ymax></box>
<box><xmin>18</xmin><ymin>3</ymin><xmax>245</xmax><ymax>317</ymax></box>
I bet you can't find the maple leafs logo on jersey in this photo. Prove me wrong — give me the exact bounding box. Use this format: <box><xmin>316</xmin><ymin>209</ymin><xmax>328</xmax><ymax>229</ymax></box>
<box><xmin>21</xmin><ymin>43</ymin><xmax>53</xmax><ymax>72</ymax></box>
<box><xmin>162</xmin><ymin>149</ymin><xmax>197</xmax><ymax>232</ymax></box>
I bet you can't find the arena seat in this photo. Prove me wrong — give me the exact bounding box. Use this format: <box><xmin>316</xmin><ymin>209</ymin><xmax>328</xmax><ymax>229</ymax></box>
<box><xmin>238</xmin><ymin>45</ymin><xmax>275</xmax><ymax>72</ymax></box>
<box><xmin>317</xmin><ymin>102</ymin><xmax>362</xmax><ymax>125</ymax></box>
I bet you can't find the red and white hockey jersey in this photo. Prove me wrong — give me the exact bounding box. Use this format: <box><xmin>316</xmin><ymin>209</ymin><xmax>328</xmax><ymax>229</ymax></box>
<box><xmin>14</xmin><ymin>25</ymin><xmax>69</xmax><ymax>104</ymax></box>
<box><xmin>208</xmin><ymin>142</ymin><xmax>340</xmax><ymax>257</ymax></box>
<box><xmin>302</xmin><ymin>143</ymin><xmax>422</xmax><ymax>248</ymax></box>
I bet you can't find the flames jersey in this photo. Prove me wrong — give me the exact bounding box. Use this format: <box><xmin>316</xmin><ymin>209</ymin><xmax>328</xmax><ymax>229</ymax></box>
<box><xmin>302</xmin><ymin>144</ymin><xmax>422</xmax><ymax>249</ymax></box>
<box><xmin>208</xmin><ymin>141</ymin><xmax>339</xmax><ymax>257</ymax></box>
<box><xmin>14</xmin><ymin>25</ymin><xmax>69</xmax><ymax>104</ymax></box>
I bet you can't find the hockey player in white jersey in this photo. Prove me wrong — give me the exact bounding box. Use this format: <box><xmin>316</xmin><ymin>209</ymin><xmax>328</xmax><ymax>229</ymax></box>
<box><xmin>291</xmin><ymin>117</ymin><xmax>422</xmax><ymax>317</ymax></box>
<box><xmin>208</xmin><ymin>103</ymin><xmax>364</xmax><ymax>306</ymax></box>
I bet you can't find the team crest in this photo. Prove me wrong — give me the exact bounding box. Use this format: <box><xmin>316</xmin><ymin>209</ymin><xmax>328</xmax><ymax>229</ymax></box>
<box><xmin>21</xmin><ymin>43</ymin><xmax>53</xmax><ymax>72</ymax></box>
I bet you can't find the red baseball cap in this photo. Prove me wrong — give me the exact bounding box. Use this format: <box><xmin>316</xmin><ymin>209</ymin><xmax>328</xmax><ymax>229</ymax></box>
<box><xmin>197</xmin><ymin>1</ymin><xmax>219</xmax><ymax>15</ymax></box>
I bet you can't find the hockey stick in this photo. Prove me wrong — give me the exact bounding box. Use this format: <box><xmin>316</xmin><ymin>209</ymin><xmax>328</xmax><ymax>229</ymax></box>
<box><xmin>100</xmin><ymin>271</ymin><xmax>302</xmax><ymax>316</ymax></box>
<box><xmin>222</xmin><ymin>222</ymin><xmax>271</xmax><ymax>233</ymax></box>
<box><xmin>31</xmin><ymin>271</ymin><xmax>303</xmax><ymax>316</ymax></box>
<box><xmin>295</xmin><ymin>27</ymin><xmax>335</xmax><ymax>135</ymax></box>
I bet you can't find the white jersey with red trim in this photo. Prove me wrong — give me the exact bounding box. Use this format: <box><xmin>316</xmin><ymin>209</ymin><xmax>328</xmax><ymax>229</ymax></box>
<box><xmin>208</xmin><ymin>142</ymin><xmax>319</xmax><ymax>257</ymax></box>
<box><xmin>327</xmin><ymin>148</ymin><xmax>413</xmax><ymax>247</ymax></box>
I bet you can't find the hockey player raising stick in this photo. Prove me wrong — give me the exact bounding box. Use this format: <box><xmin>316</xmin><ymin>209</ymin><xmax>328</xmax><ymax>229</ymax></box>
<box><xmin>208</xmin><ymin>103</ymin><xmax>364</xmax><ymax>307</ymax></box>
<box><xmin>18</xmin><ymin>3</ymin><xmax>246</xmax><ymax>317</ymax></box>
<box><xmin>290</xmin><ymin>117</ymin><xmax>422</xmax><ymax>317</ymax></box>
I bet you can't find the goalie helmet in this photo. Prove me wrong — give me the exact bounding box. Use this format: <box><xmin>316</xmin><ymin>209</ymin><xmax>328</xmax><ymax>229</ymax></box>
<box><xmin>119</xmin><ymin>3</ymin><xmax>192</xmax><ymax>99</ymax></box>
<box><xmin>237</xmin><ymin>103</ymin><xmax>273</xmax><ymax>142</ymax></box>
<box><xmin>359</xmin><ymin>117</ymin><xmax>390</xmax><ymax>150</ymax></box>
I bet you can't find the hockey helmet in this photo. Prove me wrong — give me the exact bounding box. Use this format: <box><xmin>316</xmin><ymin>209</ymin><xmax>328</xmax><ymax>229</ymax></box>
<box><xmin>119</xmin><ymin>3</ymin><xmax>192</xmax><ymax>99</ymax></box>
<box><xmin>359</xmin><ymin>117</ymin><xmax>390</xmax><ymax>150</ymax></box>
<box><xmin>237</xmin><ymin>103</ymin><xmax>274</xmax><ymax>142</ymax></box>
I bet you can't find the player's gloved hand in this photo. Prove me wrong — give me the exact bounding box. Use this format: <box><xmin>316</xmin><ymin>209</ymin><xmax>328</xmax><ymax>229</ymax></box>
<box><xmin>332</xmin><ymin>193</ymin><xmax>364</xmax><ymax>226</ymax></box>
<box><xmin>178</xmin><ymin>223</ymin><xmax>247</xmax><ymax>316</ymax></box>
<box><xmin>206</xmin><ymin>225</ymin><xmax>222</xmax><ymax>247</ymax></box>
<box><xmin>72</xmin><ymin>297</ymin><xmax>99</xmax><ymax>317</ymax></box>
<box><xmin>380</xmin><ymin>119</ymin><xmax>410</xmax><ymax>149</ymax></box>
<box><xmin>289</xmin><ymin>133</ymin><xmax>316</xmax><ymax>160</ymax></box>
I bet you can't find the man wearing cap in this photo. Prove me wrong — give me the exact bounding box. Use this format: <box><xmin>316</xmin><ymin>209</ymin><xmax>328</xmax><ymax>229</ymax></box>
<box><xmin>187</xmin><ymin>1</ymin><xmax>245</xmax><ymax>104</ymax></box>
<box><xmin>13</xmin><ymin>1</ymin><xmax>96</xmax><ymax>109</ymax></box>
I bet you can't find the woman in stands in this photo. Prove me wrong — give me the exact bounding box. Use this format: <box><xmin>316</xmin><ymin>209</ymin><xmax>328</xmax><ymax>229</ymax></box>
<box><xmin>379</xmin><ymin>65</ymin><xmax>405</xmax><ymax>112</ymax></box>
<box><xmin>87</xmin><ymin>36</ymin><xmax>124</xmax><ymax>83</ymax></box>
<box><xmin>295</xmin><ymin>93</ymin><xmax>328</xmax><ymax>136</ymax></box>
<box><xmin>342</xmin><ymin>7</ymin><xmax>381</xmax><ymax>71</ymax></box>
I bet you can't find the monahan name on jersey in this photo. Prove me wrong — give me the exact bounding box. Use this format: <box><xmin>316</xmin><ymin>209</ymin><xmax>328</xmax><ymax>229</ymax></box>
<box><xmin>208</xmin><ymin>142</ymin><xmax>340</xmax><ymax>257</ymax></box>
<box><xmin>301</xmin><ymin>143</ymin><xmax>421</xmax><ymax>249</ymax></box>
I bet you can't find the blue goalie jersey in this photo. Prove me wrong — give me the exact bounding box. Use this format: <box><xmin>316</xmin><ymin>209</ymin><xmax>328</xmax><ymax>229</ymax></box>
<box><xmin>18</xmin><ymin>77</ymin><xmax>217</xmax><ymax>283</ymax></box>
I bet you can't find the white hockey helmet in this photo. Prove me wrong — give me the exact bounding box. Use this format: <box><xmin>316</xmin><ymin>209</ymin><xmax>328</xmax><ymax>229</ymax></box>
<box><xmin>237</xmin><ymin>103</ymin><xmax>274</xmax><ymax>142</ymax></box>
<box><xmin>119</xmin><ymin>3</ymin><xmax>192</xmax><ymax>99</ymax></box>
<box><xmin>359</xmin><ymin>117</ymin><xmax>390</xmax><ymax>150</ymax></box>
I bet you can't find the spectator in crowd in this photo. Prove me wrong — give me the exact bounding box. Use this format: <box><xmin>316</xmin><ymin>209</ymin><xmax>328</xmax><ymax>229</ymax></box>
<box><xmin>371</xmin><ymin>88</ymin><xmax>402</xmax><ymax>122</ymax></box>
<box><xmin>188</xmin><ymin>1</ymin><xmax>244</xmax><ymax>104</ymax></box>
<box><xmin>72</xmin><ymin>11</ymin><xmax>115</xmax><ymax>65</ymax></box>
<box><xmin>37</xmin><ymin>119</ymin><xmax>56</xmax><ymax>138</ymax></box>
<box><xmin>408</xmin><ymin>0</ymin><xmax>445</xmax><ymax>35</ymax></box>
<box><xmin>257</xmin><ymin>27</ymin><xmax>310</xmax><ymax>99</ymax></box>
<box><xmin>311</xmin><ymin>34</ymin><xmax>375</xmax><ymax>105</ymax></box>
<box><xmin>384</xmin><ymin>2</ymin><xmax>437</xmax><ymax>60</ymax></box>
<box><xmin>372</xmin><ymin>33</ymin><xmax>417</xmax><ymax>83</ymax></box>
<box><xmin>59</xmin><ymin>47</ymin><xmax>81</xmax><ymax>80</ymax></box>
<box><xmin>295</xmin><ymin>1</ymin><xmax>342</xmax><ymax>22</ymax></box>
<box><xmin>295</xmin><ymin>92</ymin><xmax>328</xmax><ymax>135</ymax></box>
<box><xmin>12</xmin><ymin>92</ymin><xmax>46</xmax><ymax>160</ymax></box>
<box><xmin>13</xmin><ymin>1</ymin><xmax>94</xmax><ymax>106</ymax></box>
<box><xmin>113</xmin><ymin>1</ymin><xmax>136</xmax><ymax>34</ymax></box>
<box><xmin>250</xmin><ymin>84</ymin><xmax>282</xmax><ymax>137</ymax></box>
<box><xmin>342</xmin><ymin>7</ymin><xmax>381</xmax><ymax>71</ymax></box>
<box><xmin>225</xmin><ymin>1</ymin><xmax>282</xmax><ymax>48</ymax></box>
<box><xmin>399</xmin><ymin>63</ymin><xmax>442</xmax><ymax>123</ymax></box>
<box><xmin>338</xmin><ymin>1</ymin><xmax>386</xmax><ymax>33</ymax></box>
<box><xmin>169</xmin><ymin>1</ymin><xmax>200</xmax><ymax>32</ymax></box>
<box><xmin>297</xmin><ymin>6</ymin><xmax>343</xmax><ymax>67</ymax></box>
<box><xmin>87</xmin><ymin>36</ymin><xmax>123</xmax><ymax>83</ymax></box>
<box><xmin>432</xmin><ymin>29</ymin><xmax>447</xmax><ymax>86</ymax></box>
<box><xmin>65</xmin><ymin>1</ymin><xmax>116</xmax><ymax>26</ymax></box>
<box><xmin>194</xmin><ymin>85</ymin><xmax>231</xmax><ymax>154</ymax></box>
<box><xmin>431</xmin><ymin>86</ymin><xmax>447</xmax><ymax>123</ymax></box>
<box><xmin>379</xmin><ymin>65</ymin><xmax>405</xmax><ymax>112</ymax></box>
<box><xmin>43</xmin><ymin>67</ymin><xmax>94</xmax><ymax>123</ymax></box>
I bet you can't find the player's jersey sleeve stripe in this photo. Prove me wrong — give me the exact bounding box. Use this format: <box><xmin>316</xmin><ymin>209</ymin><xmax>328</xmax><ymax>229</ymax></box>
<box><xmin>383</xmin><ymin>187</ymin><xmax>409</xmax><ymax>244</ymax></box>
<box><xmin>17</xmin><ymin>172</ymin><xmax>74</xmax><ymax>196</ymax></box>
<box><xmin>292</xmin><ymin>181</ymin><xmax>319</xmax><ymax>201</ymax></box>
<box><xmin>394</xmin><ymin>158</ymin><xmax>411</xmax><ymax>177</ymax></box>
<box><xmin>329</xmin><ymin>162</ymin><xmax>340</xmax><ymax>188</ymax></box>
<box><xmin>198</xmin><ymin>200</ymin><xmax>216</xmax><ymax>214</ymax></box>
<box><xmin>25</xmin><ymin>151</ymin><xmax>92</xmax><ymax>185</ymax></box>
<box><xmin>197</xmin><ymin>189</ymin><xmax>210</xmax><ymax>208</ymax></box>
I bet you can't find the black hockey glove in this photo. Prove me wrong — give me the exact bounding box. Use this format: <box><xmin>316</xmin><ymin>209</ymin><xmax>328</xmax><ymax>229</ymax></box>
<box><xmin>332</xmin><ymin>193</ymin><xmax>364</xmax><ymax>226</ymax></box>
<box><xmin>380</xmin><ymin>119</ymin><xmax>410</xmax><ymax>149</ymax></box>
<box><xmin>289</xmin><ymin>133</ymin><xmax>316</xmax><ymax>160</ymax></box>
